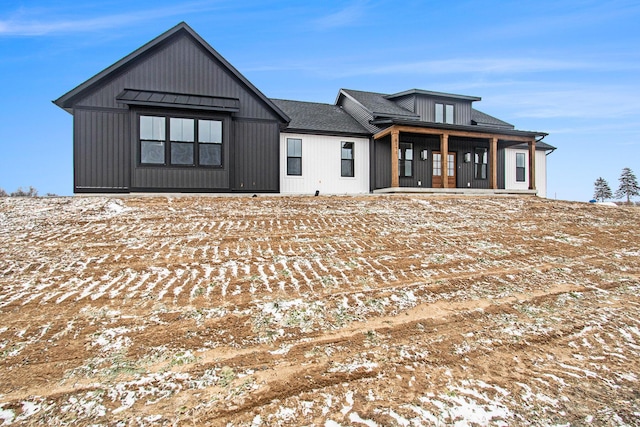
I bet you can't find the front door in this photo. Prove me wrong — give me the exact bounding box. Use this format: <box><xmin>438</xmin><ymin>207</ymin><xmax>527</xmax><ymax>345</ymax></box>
<box><xmin>432</xmin><ymin>152</ymin><xmax>456</xmax><ymax>188</ymax></box>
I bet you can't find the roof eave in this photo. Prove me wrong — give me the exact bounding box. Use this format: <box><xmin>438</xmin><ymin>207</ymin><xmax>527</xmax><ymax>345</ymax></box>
<box><xmin>53</xmin><ymin>22</ymin><xmax>290</xmax><ymax>123</ymax></box>
<box><xmin>372</xmin><ymin>118</ymin><xmax>548</xmax><ymax>139</ymax></box>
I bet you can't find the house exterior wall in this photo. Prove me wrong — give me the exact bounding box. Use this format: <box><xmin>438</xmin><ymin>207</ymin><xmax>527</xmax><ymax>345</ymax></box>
<box><xmin>234</xmin><ymin>120</ymin><xmax>280</xmax><ymax>192</ymax></box>
<box><xmin>74</xmin><ymin>109</ymin><xmax>130</xmax><ymax>192</ymax></box>
<box><xmin>280</xmin><ymin>133</ymin><xmax>370</xmax><ymax>194</ymax></box>
<box><xmin>385</xmin><ymin>93</ymin><xmax>473</xmax><ymax>125</ymax></box>
<box><xmin>503</xmin><ymin>147</ymin><xmax>548</xmax><ymax>197</ymax></box>
<box><xmin>67</xmin><ymin>31</ymin><xmax>284</xmax><ymax>193</ymax></box>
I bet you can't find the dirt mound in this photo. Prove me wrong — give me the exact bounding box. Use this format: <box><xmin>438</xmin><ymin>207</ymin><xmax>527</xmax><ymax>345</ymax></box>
<box><xmin>0</xmin><ymin>195</ymin><xmax>639</xmax><ymax>426</ymax></box>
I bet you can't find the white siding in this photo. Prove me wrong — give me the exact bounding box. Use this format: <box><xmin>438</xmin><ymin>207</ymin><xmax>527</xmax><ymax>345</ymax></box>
<box><xmin>504</xmin><ymin>148</ymin><xmax>548</xmax><ymax>197</ymax></box>
<box><xmin>280</xmin><ymin>133</ymin><xmax>370</xmax><ymax>194</ymax></box>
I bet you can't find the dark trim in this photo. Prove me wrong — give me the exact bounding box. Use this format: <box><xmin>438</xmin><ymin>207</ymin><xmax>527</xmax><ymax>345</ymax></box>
<box><xmin>282</xmin><ymin>128</ymin><xmax>372</xmax><ymax>138</ymax></box>
<box><xmin>129</xmin><ymin>187</ymin><xmax>279</xmax><ymax>194</ymax></box>
<box><xmin>372</xmin><ymin>118</ymin><xmax>547</xmax><ymax>139</ymax></box>
<box><xmin>117</xmin><ymin>89</ymin><xmax>240</xmax><ymax>113</ymax></box>
<box><xmin>73</xmin><ymin>106</ymin><xmax>127</xmax><ymax>113</ymax></box>
<box><xmin>75</xmin><ymin>187</ymin><xmax>130</xmax><ymax>194</ymax></box>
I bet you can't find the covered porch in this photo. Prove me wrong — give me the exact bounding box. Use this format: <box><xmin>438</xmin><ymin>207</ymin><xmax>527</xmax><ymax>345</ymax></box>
<box><xmin>372</xmin><ymin>124</ymin><xmax>544</xmax><ymax>192</ymax></box>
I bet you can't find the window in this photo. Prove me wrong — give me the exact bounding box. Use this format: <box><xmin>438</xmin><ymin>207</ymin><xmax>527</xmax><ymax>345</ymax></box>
<box><xmin>287</xmin><ymin>138</ymin><xmax>302</xmax><ymax>176</ymax></box>
<box><xmin>474</xmin><ymin>147</ymin><xmax>488</xmax><ymax>180</ymax></box>
<box><xmin>139</xmin><ymin>115</ymin><xmax>223</xmax><ymax>167</ymax></box>
<box><xmin>170</xmin><ymin>118</ymin><xmax>194</xmax><ymax>165</ymax></box>
<box><xmin>433</xmin><ymin>153</ymin><xmax>441</xmax><ymax>176</ymax></box>
<box><xmin>516</xmin><ymin>152</ymin><xmax>526</xmax><ymax>182</ymax></box>
<box><xmin>398</xmin><ymin>142</ymin><xmax>413</xmax><ymax>177</ymax></box>
<box><xmin>140</xmin><ymin>116</ymin><xmax>166</xmax><ymax>164</ymax></box>
<box><xmin>199</xmin><ymin>120</ymin><xmax>222</xmax><ymax>166</ymax></box>
<box><xmin>435</xmin><ymin>103</ymin><xmax>454</xmax><ymax>124</ymax></box>
<box><xmin>341</xmin><ymin>141</ymin><xmax>354</xmax><ymax>177</ymax></box>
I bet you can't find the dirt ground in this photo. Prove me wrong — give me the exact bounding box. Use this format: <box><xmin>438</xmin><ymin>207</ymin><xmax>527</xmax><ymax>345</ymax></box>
<box><xmin>0</xmin><ymin>195</ymin><xmax>639</xmax><ymax>426</ymax></box>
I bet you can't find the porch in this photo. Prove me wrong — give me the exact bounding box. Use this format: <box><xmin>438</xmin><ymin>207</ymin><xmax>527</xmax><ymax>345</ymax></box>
<box><xmin>372</xmin><ymin>123</ymin><xmax>543</xmax><ymax>192</ymax></box>
<box><xmin>373</xmin><ymin>187</ymin><xmax>538</xmax><ymax>195</ymax></box>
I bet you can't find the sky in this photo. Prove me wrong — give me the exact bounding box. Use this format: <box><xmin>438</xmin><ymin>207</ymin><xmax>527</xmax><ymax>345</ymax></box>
<box><xmin>0</xmin><ymin>0</ymin><xmax>639</xmax><ymax>201</ymax></box>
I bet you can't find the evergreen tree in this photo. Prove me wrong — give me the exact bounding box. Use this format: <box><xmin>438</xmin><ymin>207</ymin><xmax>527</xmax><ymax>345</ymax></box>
<box><xmin>615</xmin><ymin>167</ymin><xmax>640</xmax><ymax>204</ymax></box>
<box><xmin>593</xmin><ymin>177</ymin><xmax>612</xmax><ymax>202</ymax></box>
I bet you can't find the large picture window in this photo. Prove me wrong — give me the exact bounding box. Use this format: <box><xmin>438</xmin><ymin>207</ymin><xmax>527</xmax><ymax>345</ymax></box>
<box><xmin>139</xmin><ymin>115</ymin><xmax>223</xmax><ymax>167</ymax></box>
<box><xmin>516</xmin><ymin>152</ymin><xmax>526</xmax><ymax>182</ymax></box>
<box><xmin>341</xmin><ymin>141</ymin><xmax>354</xmax><ymax>177</ymax></box>
<box><xmin>287</xmin><ymin>138</ymin><xmax>302</xmax><ymax>176</ymax></box>
<box><xmin>474</xmin><ymin>147</ymin><xmax>488</xmax><ymax>180</ymax></box>
<box><xmin>399</xmin><ymin>142</ymin><xmax>413</xmax><ymax>177</ymax></box>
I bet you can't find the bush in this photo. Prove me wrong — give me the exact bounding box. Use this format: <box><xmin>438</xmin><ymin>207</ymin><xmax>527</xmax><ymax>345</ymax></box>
<box><xmin>10</xmin><ymin>186</ymin><xmax>39</xmax><ymax>197</ymax></box>
<box><xmin>0</xmin><ymin>188</ymin><xmax>7</xmax><ymax>197</ymax></box>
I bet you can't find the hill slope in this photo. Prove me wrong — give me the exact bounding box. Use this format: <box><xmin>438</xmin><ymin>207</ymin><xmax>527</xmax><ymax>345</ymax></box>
<box><xmin>0</xmin><ymin>195</ymin><xmax>639</xmax><ymax>426</ymax></box>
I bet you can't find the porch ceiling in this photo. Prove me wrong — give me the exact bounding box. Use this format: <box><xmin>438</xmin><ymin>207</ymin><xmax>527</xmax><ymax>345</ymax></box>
<box><xmin>373</xmin><ymin>123</ymin><xmax>546</xmax><ymax>143</ymax></box>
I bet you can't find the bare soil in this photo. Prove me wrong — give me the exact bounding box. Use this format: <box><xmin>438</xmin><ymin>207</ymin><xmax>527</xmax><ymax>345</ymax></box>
<box><xmin>0</xmin><ymin>195</ymin><xmax>639</xmax><ymax>426</ymax></box>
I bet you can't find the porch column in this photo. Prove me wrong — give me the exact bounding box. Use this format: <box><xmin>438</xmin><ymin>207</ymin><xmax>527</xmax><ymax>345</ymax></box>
<box><xmin>391</xmin><ymin>129</ymin><xmax>399</xmax><ymax>188</ymax></box>
<box><xmin>440</xmin><ymin>133</ymin><xmax>449</xmax><ymax>188</ymax></box>
<box><xmin>490</xmin><ymin>137</ymin><xmax>498</xmax><ymax>189</ymax></box>
<box><xmin>528</xmin><ymin>140</ymin><xmax>536</xmax><ymax>190</ymax></box>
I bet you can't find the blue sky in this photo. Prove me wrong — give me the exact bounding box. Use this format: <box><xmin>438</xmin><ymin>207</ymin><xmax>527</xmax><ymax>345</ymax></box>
<box><xmin>1</xmin><ymin>0</ymin><xmax>639</xmax><ymax>201</ymax></box>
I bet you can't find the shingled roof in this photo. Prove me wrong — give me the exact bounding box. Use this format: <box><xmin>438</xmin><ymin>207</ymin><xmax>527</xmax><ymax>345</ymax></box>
<box><xmin>339</xmin><ymin>89</ymin><xmax>419</xmax><ymax>119</ymax></box>
<box><xmin>471</xmin><ymin>109</ymin><xmax>514</xmax><ymax>129</ymax></box>
<box><xmin>271</xmin><ymin>99</ymin><xmax>370</xmax><ymax>136</ymax></box>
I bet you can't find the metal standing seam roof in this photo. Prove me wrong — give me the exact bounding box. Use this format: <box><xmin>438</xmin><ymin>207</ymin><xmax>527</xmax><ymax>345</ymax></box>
<box><xmin>339</xmin><ymin>89</ymin><xmax>420</xmax><ymax>119</ymax></box>
<box><xmin>271</xmin><ymin>99</ymin><xmax>370</xmax><ymax>136</ymax></box>
<box><xmin>116</xmin><ymin>89</ymin><xmax>241</xmax><ymax>112</ymax></box>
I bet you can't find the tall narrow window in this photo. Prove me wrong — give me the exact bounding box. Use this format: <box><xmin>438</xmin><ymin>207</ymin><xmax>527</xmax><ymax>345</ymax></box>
<box><xmin>445</xmin><ymin>104</ymin><xmax>454</xmax><ymax>124</ymax></box>
<box><xmin>433</xmin><ymin>153</ymin><xmax>442</xmax><ymax>177</ymax></box>
<box><xmin>516</xmin><ymin>153</ymin><xmax>526</xmax><ymax>182</ymax></box>
<box><xmin>199</xmin><ymin>120</ymin><xmax>223</xmax><ymax>166</ymax></box>
<box><xmin>341</xmin><ymin>141</ymin><xmax>354</xmax><ymax>177</ymax></box>
<box><xmin>170</xmin><ymin>118</ymin><xmax>195</xmax><ymax>165</ymax></box>
<box><xmin>287</xmin><ymin>138</ymin><xmax>302</xmax><ymax>176</ymax></box>
<box><xmin>435</xmin><ymin>103</ymin><xmax>454</xmax><ymax>124</ymax></box>
<box><xmin>474</xmin><ymin>147</ymin><xmax>488</xmax><ymax>180</ymax></box>
<box><xmin>399</xmin><ymin>142</ymin><xmax>413</xmax><ymax>177</ymax></box>
<box><xmin>140</xmin><ymin>116</ymin><xmax>166</xmax><ymax>164</ymax></box>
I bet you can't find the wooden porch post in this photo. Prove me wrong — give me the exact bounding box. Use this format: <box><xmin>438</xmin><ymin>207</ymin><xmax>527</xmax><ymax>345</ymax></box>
<box><xmin>490</xmin><ymin>137</ymin><xmax>498</xmax><ymax>189</ymax></box>
<box><xmin>391</xmin><ymin>129</ymin><xmax>399</xmax><ymax>188</ymax></box>
<box><xmin>528</xmin><ymin>140</ymin><xmax>536</xmax><ymax>190</ymax></box>
<box><xmin>440</xmin><ymin>133</ymin><xmax>449</xmax><ymax>188</ymax></box>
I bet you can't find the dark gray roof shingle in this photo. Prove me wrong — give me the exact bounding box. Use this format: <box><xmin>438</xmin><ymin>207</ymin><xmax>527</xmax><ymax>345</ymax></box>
<box><xmin>471</xmin><ymin>109</ymin><xmax>514</xmax><ymax>129</ymax></box>
<box><xmin>340</xmin><ymin>89</ymin><xmax>419</xmax><ymax>119</ymax></box>
<box><xmin>272</xmin><ymin>99</ymin><xmax>370</xmax><ymax>136</ymax></box>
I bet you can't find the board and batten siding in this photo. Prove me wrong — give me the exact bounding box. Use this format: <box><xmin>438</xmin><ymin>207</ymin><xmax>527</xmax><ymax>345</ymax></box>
<box><xmin>74</xmin><ymin>109</ymin><xmax>130</xmax><ymax>191</ymax></box>
<box><xmin>504</xmin><ymin>148</ymin><xmax>548</xmax><ymax>197</ymax></box>
<box><xmin>74</xmin><ymin>34</ymin><xmax>280</xmax><ymax>122</ymax></box>
<box><xmin>280</xmin><ymin>133</ymin><xmax>370</xmax><ymax>194</ymax></box>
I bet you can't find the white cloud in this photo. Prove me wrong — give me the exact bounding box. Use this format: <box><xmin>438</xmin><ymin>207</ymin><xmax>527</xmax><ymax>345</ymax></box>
<box><xmin>312</xmin><ymin>0</ymin><xmax>369</xmax><ymax>30</ymax></box>
<box><xmin>0</xmin><ymin>2</ymin><xmax>222</xmax><ymax>36</ymax></box>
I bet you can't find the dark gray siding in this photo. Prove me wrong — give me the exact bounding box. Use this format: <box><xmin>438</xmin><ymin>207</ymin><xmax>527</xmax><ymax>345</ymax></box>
<box><xmin>74</xmin><ymin>109</ymin><xmax>129</xmax><ymax>191</ymax></box>
<box><xmin>74</xmin><ymin>34</ymin><xmax>280</xmax><ymax>122</ymax></box>
<box><xmin>233</xmin><ymin>120</ymin><xmax>280</xmax><ymax>192</ymax></box>
<box><xmin>450</xmin><ymin>138</ymin><xmax>490</xmax><ymax>189</ymax></box>
<box><xmin>373</xmin><ymin>137</ymin><xmax>391</xmax><ymax>189</ymax></box>
<box><xmin>393</xmin><ymin>95</ymin><xmax>415</xmax><ymax>113</ymax></box>
<box><xmin>414</xmin><ymin>96</ymin><xmax>473</xmax><ymax>125</ymax></box>
<box><xmin>498</xmin><ymin>148</ymin><xmax>505</xmax><ymax>189</ymax></box>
